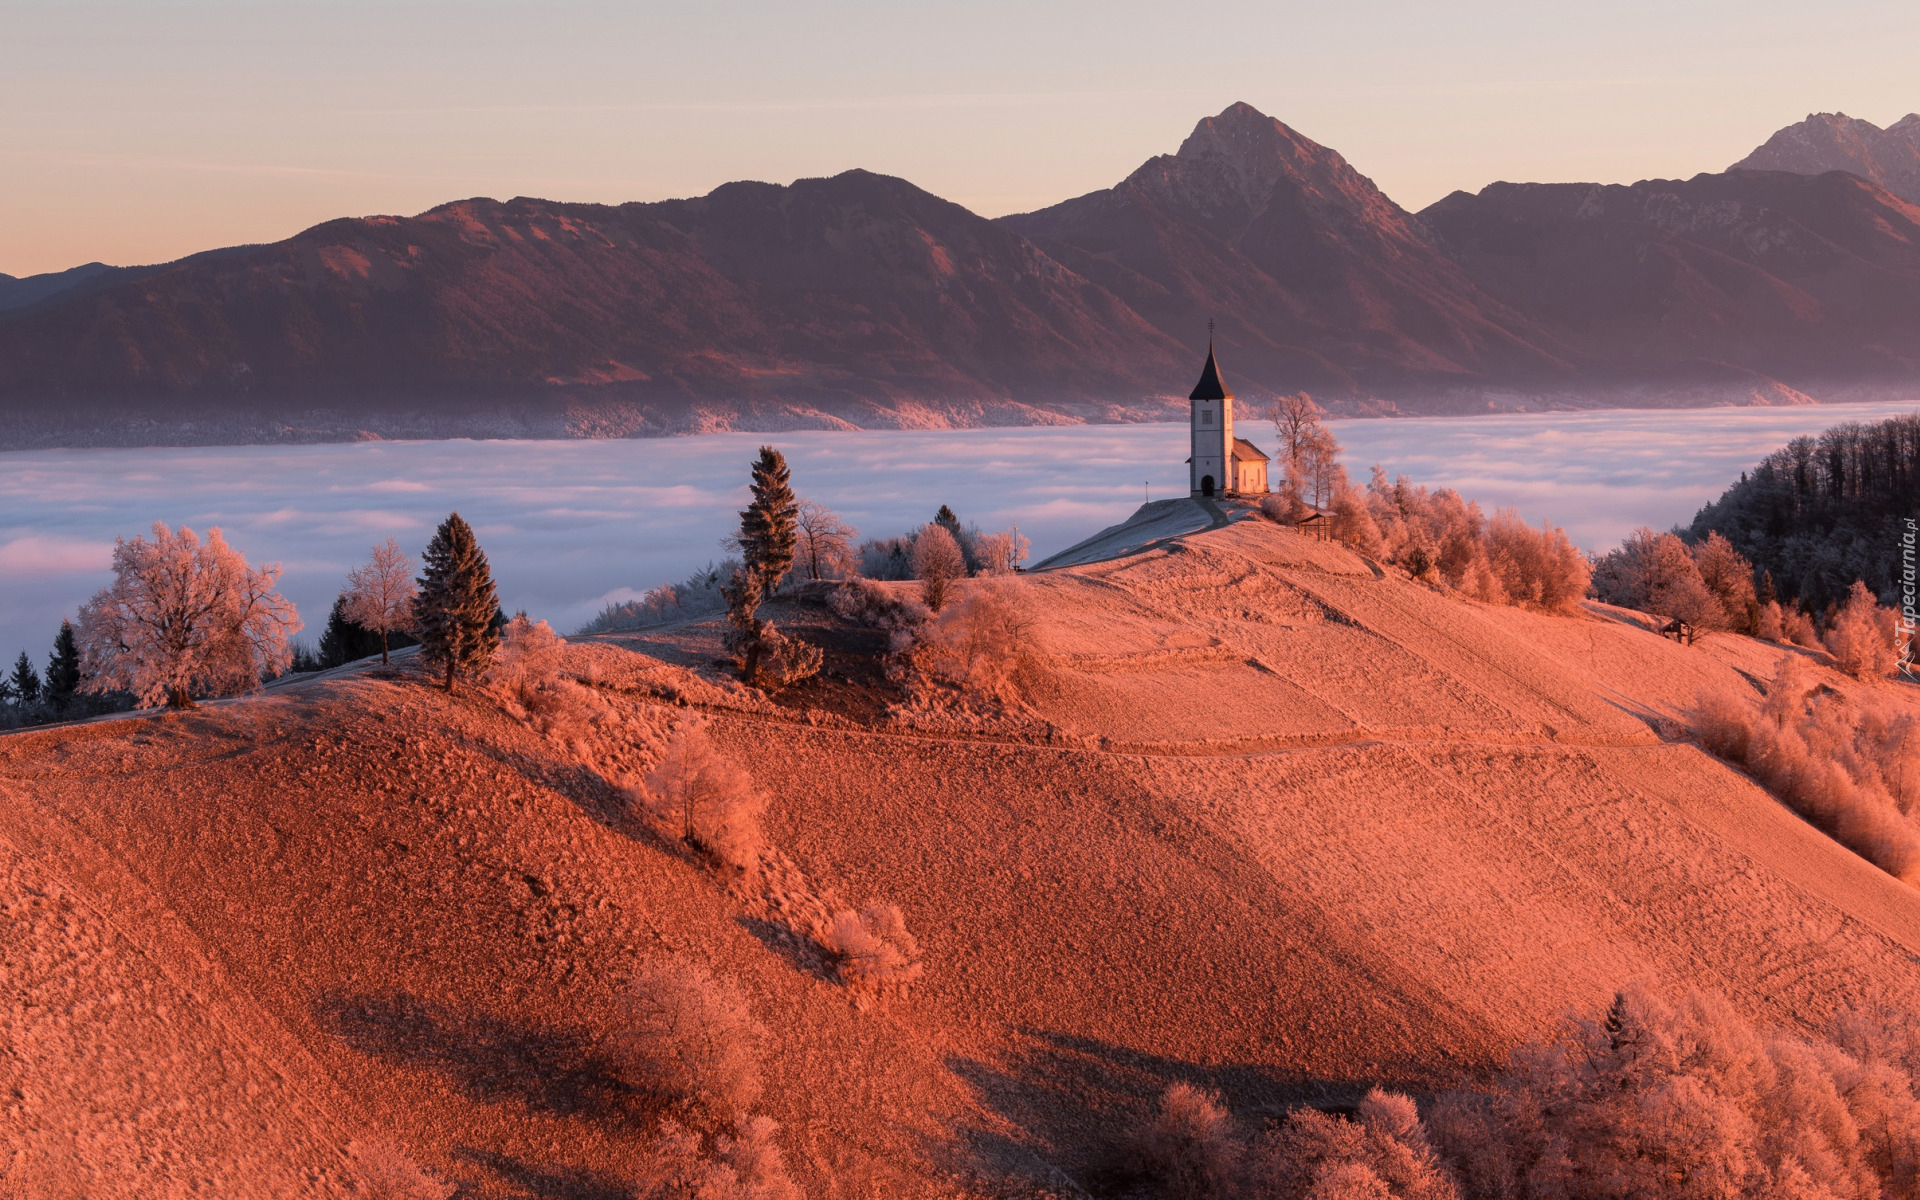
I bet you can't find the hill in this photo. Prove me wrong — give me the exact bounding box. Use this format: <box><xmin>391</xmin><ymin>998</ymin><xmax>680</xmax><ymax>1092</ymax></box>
<box><xmin>6</xmin><ymin>515</ymin><xmax>1920</xmax><ymax>1197</ymax></box>
<box><xmin>1732</xmin><ymin>111</ymin><xmax>1920</xmax><ymax>204</ymax></box>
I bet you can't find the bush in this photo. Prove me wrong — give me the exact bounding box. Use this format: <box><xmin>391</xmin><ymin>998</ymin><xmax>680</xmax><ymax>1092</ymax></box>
<box><xmin>345</xmin><ymin>1141</ymin><xmax>455</xmax><ymax>1200</ymax></box>
<box><xmin>911</xmin><ymin>526</ymin><xmax>968</xmax><ymax>612</ymax></box>
<box><xmin>644</xmin><ymin>723</ymin><xmax>768</xmax><ymax>870</ymax></box>
<box><xmin>821</xmin><ymin>902</ymin><xmax>924</xmax><ymax>997</ymax></box>
<box><xmin>622</xmin><ymin>960</ymin><xmax>767</xmax><ymax>1117</ymax></box>
<box><xmin>902</xmin><ymin>584</ymin><xmax>1034</xmax><ymax>705</ymax></box>
<box><xmin>829</xmin><ymin>578</ymin><xmax>931</xmax><ymax>632</ymax></box>
<box><xmin>1250</xmin><ymin>1089</ymin><xmax>1460</xmax><ymax>1200</ymax></box>
<box><xmin>635</xmin><ymin>1116</ymin><xmax>802</xmax><ymax>1200</ymax></box>
<box><xmin>1692</xmin><ymin>659</ymin><xmax>1920</xmax><ymax>880</ymax></box>
<box><xmin>1483</xmin><ymin>509</ymin><xmax>1591</xmax><ymax>612</ymax></box>
<box><xmin>1130</xmin><ymin>1083</ymin><xmax>1242</xmax><ymax>1200</ymax></box>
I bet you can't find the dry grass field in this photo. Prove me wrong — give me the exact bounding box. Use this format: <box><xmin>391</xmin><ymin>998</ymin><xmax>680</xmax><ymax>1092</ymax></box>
<box><xmin>4</xmin><ymin>515</ymin><xmax>1917</xmax><ymax>1198</ymax></box>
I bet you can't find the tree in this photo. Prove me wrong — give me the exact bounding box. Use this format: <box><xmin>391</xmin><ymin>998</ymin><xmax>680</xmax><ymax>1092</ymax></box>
<box><xmin>795</xmin><ymin>499</ymin><xmax>858</xmax><ymax>581</ymax></box>
<box><xmin>1272</xmin><ymin>393</ymin><xmax>1342</xmax><ymax>507</ymax></box>
<box><xmin>622</xmin><ymin>960</ymin><xmax>767</xmax><ymax>1116</ymax></box>
<box><xmin>9</xmin><ymin>652</ymin><xmax>40</xmax><ymax>708</ymax></box>
<box><xmin>75</xmin><ymin>523</ymin><xmax>300</xmax><ymax>710</ymax></box>
<box><xmin>1826</xmin><ymin>580</ymin><xmax>1896</xmax><ymax>679</ymax></box>
<box><xmin>342</xmin><ymin>537</ymin><xmax>418</xmax><ymax>664</ymax></box>
<box><xmin>414</xmin><ymin>512</ymin><xmax>500</xmax><ymax>693</ymax></box>
<box><xmin>911</xmin><ymin>525</ymin><xmax>967</xmax><ymax>612</ymax></box>
<box><xmin>644</xmin><ymin>722</ymin><xmax>767</xmax><ymax>869</ymax></box>
<box><xmin>933</xmin><ymin>504</ymin><xmax>976</xmax><ymax>574</ymax></box>
<box><xmin>43</xmin><ymin>621</ymin><xmax>81</xmax><ymax>717</ymax></box>
<box><xmin>1692</xmin><ymin>531</ymin><xmax>1758</xmax><ymax>632</ymax></box>
<box><xmin>738</xmin><ymin>446</ymin><xmax>798</xmax><ymax>594</ymax></box>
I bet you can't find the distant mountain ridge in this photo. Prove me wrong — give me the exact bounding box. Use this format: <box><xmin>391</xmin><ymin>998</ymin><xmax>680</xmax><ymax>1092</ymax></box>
<box><xmin>0</xmin><ymin>262</ymin><xmax>128</xmax><ymax>313</ymax></box>
<box><xmin>5</xmin><ymin>102</ymin><xmax>1920</xmax><ymax>448</ymax></box>
<box><xmin>1731</xmin><ymin>112</ymin><xmax>1920</xmax><ymax>204</ymax></box>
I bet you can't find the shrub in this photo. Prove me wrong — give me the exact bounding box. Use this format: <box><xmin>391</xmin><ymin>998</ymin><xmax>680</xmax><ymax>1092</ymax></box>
<box><xmin>970</xmin><ymin>526</ymin><xmax>1031</xmax><ymax>575</ymax></box>
<box><xmin>821</xmin><ymin>902</ymin><xmax>924</xmax><ymax>997</ymax></box>
<box><xmin>829</xmin><ymin>578</ymin><xmax>931</xmax><ymax>632</ymax></box>
<box><xmin>487</xmin><ymin>615</ymin><xmax>601</xmax><ymax>742</ymax></box>
<box><xmin>622</xmin><ymin>960</ymin><xmax>766</xmax><ymax>1117</ymax></box>
<box><xmin>1261</xmin><ymin>492</ymin><xmax>1310</xmax><ymax>524</ymax></box>
<box><xmin>1692</xmin><ymin>658</ymin><xmax>1920</xmax><ymax>881</ymax></box>
<box><xmin>1131</xmin><ymin>1083</ymin><xmax>1242</xmax><ymax>1200</ymax></box>
<box><xmin>1826</xmin><ymin>580</ymin><xmax>1896</xmax><ymax>680</ymax></box>
<box><xmin>578</xmin><ymin>561</ymin><xmax>739</xmax><ymax>633</ymax></box>
<box><xmin>644</xmin><ymin>723</ymin><xmax>768</xmax><ymax>870</ymax></box>
<box><xmin>345</xmin><ymin>1141</ymin><xmax>455</xmax><ymax>1200</ymax></box>
<box><xmin>1249</xmin><ymin>1090</ymin><xmax>1461</xmax><ymax>1200</ymax></box>
<box><xmin>635</xmin><ymin>1117</ymin><xmax>802</xmax><ymax>1200</ymax></box>
<box><xmin>911</xmin><ymin>526</ymin><xmax>968</xmax><ymax>612</ymax></box>
<box><xmin>902</xmin><ymin>584</ymin><xmax>1034</xmax><ymax>705</ymax></box>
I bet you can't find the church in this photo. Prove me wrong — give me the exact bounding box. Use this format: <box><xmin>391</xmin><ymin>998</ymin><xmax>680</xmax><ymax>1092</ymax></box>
<box><xmin>1187</xmin><ymin>336</ymin><xmax>1269</xmax><ymax>498</ymax></box>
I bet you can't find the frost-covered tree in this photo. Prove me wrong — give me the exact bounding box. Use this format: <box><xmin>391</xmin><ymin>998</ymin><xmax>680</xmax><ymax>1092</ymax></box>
<box><xmin>75</xmin><ymin>523</ymin><xmax>300</xmax><ymax>709</ymax></box>
<box><xmin>622</xmin><ymin>959</ymin><xmax>767</xmax><ymax>1117</ymax></box>
<box><xmin>414</xmin><ymin>512</ymin><xmax>499</xmax><ymax>692</ymax></box>
<box><xmin>822</xmin><ymin>902</ymin><xmax>925</xmax><ymax>997</ymax></box>
<box><xmin>795</xmin><ymin>499</ymin><xmax>858</xmax><ymax>581</ymax></box>
<box><xmin>911</xmin><ymin>525</ymin><xmax>967</xmax><ymax>612</ymax></box>
<box><xmin>342</xmin><ymin>537</ymin><xmax>418</xmax><ymax>664</ymax></box>
<box><xmin>1826</xmin><ymin>580</ymin><xmax>1896</xmax><ymax>680</ymax></box>
<box><xmin>644</xmin><ymin>722</ymin><xmax>767</xmax><ymax>869</ymax></box>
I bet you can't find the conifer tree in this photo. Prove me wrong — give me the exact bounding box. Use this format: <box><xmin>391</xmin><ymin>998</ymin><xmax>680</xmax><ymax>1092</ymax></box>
<box><xmin>10</xmin><ymin>652</ymin><xmax>41</xmax><ymax>707</ymax></box>
<box><xmin>737</xmin><ymin>446</ymin><xmax>797</xmax><ymax>594</ymax></box>
<box><xmin>44</xmin><ymin>621</ymin><xmax>81</xmax><ymax>716</ymax></box>
<box><xmin>414</xmin><ymin>512</ymin><xmax>500</xmax><ymax>692</ymax></box>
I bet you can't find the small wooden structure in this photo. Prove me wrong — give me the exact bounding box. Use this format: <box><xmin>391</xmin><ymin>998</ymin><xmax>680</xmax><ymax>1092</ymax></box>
<box><xmin>1659</xmin><ymin>617</ymin><xmax>1696</xmax><ymax>646</ymax></box>
<box><xmin>1296</xmin><ymin>510</ymin><xmax>1334</xmax><ymax>542</ymax></box>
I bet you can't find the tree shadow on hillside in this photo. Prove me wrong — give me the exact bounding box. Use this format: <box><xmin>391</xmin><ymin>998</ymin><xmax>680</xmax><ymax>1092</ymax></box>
<box><xmin>320</xmin><ymin>988</ymin><xmax>646</xmax><ymax>1120</ymax></box>
<box><xmin>943</xmin><ymin>1026</ymin><xmax>1404</xmax><ymax>1192</ymax></box>
<box><xmin>453</xmin><ymin>1146</ymin><xmax>634</xmax><ymax>1200</ymax></box>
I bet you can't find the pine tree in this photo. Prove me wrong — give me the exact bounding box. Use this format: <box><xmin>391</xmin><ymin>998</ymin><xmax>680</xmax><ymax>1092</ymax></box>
<box><xmin>737</xmin><ymin>446</ymin><xmax>797</xmax><ymax>594</ymax></box>
<box><xmin>10</xmin><ymin>652</ymin><xmax>41</xmax><ymax>707</ymax></box>
<box><xmin>44</xmin><ymin>621</ymin><xmax>80</xmax><ymax>716</ymax></box>
<box><xmin>414</xmin><ymin>512</ymin><xmax>500</xmax><ymax>692</ymax></box>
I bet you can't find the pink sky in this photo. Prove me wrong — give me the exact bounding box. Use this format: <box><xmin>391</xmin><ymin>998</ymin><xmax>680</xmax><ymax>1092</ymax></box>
<box><xmin>3</xmin><ymin>0</ymin><xmax>1918</xmax><ymax>277</ymax></box>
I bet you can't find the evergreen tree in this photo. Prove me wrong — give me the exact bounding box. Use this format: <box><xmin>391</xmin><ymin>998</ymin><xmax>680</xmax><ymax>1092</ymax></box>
<box><xmin>737</xmin><ymin>446</ymin><xmax>798</xmax><ymax>594</ymax></box>
<box><xmin>10</xmin><ymin>652</ymin><xmax>41</xmax><ymax>707</ymax></box>
<box><xmin>44</xmin><ymin>621</ymin><xmax>80</xmax><ymax>716</ymax></box>
<box><xmin>414</xmin><ymin>512</ymin><xmax>500</xmax><ymax>692</ymax></box>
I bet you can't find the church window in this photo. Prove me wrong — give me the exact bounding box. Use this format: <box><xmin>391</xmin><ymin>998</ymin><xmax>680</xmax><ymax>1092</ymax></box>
<box><xmin>1200</xmin><ymin>408</ymin><xmax>1213</xmax><ymax>427</ymax></box>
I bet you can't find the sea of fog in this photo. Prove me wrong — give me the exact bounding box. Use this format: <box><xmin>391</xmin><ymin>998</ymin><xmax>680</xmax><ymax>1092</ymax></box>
<box><xmin>3</xmin><ymin>401</ymin><xmax>1915</xmax><ymax>665</ymax></box>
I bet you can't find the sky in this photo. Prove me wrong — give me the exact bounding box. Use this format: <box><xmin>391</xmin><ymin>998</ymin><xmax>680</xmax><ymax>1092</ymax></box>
<box><xmin>3</xmin><ymin>0</ymin><xmax>1918</xmax><ymax>278</ymax></box>
<box><xmin>3</xmin><ymin>401</ymin><xmax>1911</xmax><ymax>669</ymax></box>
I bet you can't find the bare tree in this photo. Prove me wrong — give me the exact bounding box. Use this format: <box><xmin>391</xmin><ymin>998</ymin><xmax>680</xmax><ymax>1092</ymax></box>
<box><xmin>76</xmin><ymin>523</ymin><xmax>300</xmax><ymax>709</ymax></box>
<box><xmin>910</xmin><ymin>525</ymin><xmax>967</xmax><ymax>612</ymax></box>
<box><xmin>1272</xmin><ymin>393</ymin><xmax>1342</xmax><ymax>507</ymax></box>
<box><xmin>821</xmin><ymin>902</ymin><xmax>925</xmax><ymax>997</ymax></box>
<box><xmin>342</xmin><ymin>537</ymin><xmax>417</xmax><ymax>664</ymax></box>
<box><xmin>795</xmin><ymin>499</ymin><xmax>858</xmax><ymax>581</ymax></box>
<box><xmin>969</xmin><ymin>526</ymin><xmax>1030</xmax><ymax>576</ymax></box>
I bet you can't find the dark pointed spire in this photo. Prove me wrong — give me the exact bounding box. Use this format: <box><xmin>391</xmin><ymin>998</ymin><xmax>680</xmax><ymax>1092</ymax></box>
<box><xmin>1189</xmin><ymin>331</ymin><xmax>1233</xmax><ymax>401</ymax></box>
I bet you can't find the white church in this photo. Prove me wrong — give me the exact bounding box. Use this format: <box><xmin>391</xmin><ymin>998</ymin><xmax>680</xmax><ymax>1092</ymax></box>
<box><xmin>1187</xmin><ymin>337</ymin><xmax>1269</xmax><ymax>498</ymax></box>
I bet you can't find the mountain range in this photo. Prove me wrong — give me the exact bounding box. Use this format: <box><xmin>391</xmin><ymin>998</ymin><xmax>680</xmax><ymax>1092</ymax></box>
<box><xmin>4</xmin><ymin>102</ymin><xmax>1919</xmax><ymax>447</ymax></box>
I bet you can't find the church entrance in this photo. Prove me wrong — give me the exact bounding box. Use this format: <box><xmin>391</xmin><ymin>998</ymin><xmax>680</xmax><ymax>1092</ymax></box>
<box><xmin>1200</xmin><ymin>475</ymin><xmax>1215</xmax><ymax>497</ymax></box>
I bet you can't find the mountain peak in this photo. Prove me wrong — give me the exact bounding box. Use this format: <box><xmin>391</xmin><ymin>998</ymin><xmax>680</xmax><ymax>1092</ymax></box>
<box><xmin>1732</xmin><ymin>112</ymin><xmax>1920</xmax><ymax>204</ymax></box>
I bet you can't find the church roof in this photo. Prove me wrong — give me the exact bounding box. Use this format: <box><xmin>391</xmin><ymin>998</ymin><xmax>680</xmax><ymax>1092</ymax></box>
<box><xmin>1189</xmin><ymin>342</ymin><xmax>1234</xmax><ymax>401</ymax></box>
<box><xmin>1231</xmin><ymin>437</ymin><xmax>1269</xmax><ymax>463</ymax></box>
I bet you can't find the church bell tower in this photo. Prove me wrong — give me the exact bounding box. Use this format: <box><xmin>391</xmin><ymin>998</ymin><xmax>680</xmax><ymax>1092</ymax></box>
<box><xmin>1188</xmin><ymin>330</ymin><xmax>1233</xmax><ymax>499</ymax></box>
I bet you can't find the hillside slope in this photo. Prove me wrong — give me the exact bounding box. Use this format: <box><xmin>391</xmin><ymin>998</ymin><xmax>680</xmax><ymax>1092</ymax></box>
<box><xmin>5</xmin><ymin>519</ymin><xmax>1920</xmax><ymax>1197</ymax></box>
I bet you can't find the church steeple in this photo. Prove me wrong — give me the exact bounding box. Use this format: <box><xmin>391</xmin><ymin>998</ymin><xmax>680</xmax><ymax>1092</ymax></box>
<box><xmin>1187</xmin><ymin>327</ymin><xmax>1235</xmax><ymax>499</ymax></box>
<box><xmin>1189</xmin><ymin>338</ymin><xmax>1233</xmax><ymax>402</ymax></box>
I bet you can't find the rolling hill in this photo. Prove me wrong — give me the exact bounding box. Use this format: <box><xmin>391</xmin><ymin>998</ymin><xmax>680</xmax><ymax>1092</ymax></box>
<box><xmin>5</xmin><ymin>513</ymin><xmax>1918</xmax><ymax>1197</ymax></box>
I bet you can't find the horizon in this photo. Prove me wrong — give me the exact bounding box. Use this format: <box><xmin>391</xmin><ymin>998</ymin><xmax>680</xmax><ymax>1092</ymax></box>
<box><xmin>4</xmin><ymin>0</ymin><xmax>1917</xmax><ymax>277</ymax></box>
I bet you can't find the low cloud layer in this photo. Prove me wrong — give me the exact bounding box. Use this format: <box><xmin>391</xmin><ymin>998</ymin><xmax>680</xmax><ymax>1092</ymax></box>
<box><xmin>0</xmin><ymin>402</ymin><xmax>1908</xmax><ymax>668</ymax></box>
